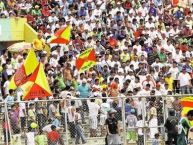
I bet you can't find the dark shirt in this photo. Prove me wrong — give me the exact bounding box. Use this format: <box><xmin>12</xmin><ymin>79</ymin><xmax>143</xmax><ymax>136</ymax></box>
<box><xmin>165</xmin><ymin>116</ymin><xmax>178</xmax><ymax>135</ymax></box>
<box><xmin>147</xmin><ymin>52</ymin><xmax>159</xmax><ymax>65</ymax></box>
<box><xmin>1</xmin><ymin>70</ymin><xmax>8</xmax><ymax>85</ymax></box>
<box><xmin>106</xmin><ymin>117</ymin><xmax>118</xmax><ymax>134</ymax></box>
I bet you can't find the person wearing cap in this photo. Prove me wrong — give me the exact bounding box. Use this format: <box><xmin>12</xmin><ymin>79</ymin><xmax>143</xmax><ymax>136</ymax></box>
<box><xmin>105</xmin><ymin>108</ymin><xmax>121</xmax><ymax>145</ymax></box>
<box><xmin>178</xmin><ymin>66</ymin><xmax>192</xmax><ymax>94</ymax></box>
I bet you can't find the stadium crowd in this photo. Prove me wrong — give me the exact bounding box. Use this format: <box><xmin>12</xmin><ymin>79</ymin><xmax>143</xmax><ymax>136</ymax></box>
<box><xmin>0</xmin><ymin>0</ymin><xmax>193</xmax><ymax>145</ymax></box>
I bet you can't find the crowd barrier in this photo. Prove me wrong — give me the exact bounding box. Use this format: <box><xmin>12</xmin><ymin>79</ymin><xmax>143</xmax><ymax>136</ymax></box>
<box><xmin>0</xmin><ymin>94</ymin><xmax>188</xmax><ymax>145</ymax></box>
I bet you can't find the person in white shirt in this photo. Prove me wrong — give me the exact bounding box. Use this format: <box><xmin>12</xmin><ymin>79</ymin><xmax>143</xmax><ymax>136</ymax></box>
<box><xmin>137</xmin><ymin>2</ymin><xmax>148</xmax><ymax>17</ymax></box>
<box><xmin>169</xmin><ymin>62</ymin><xmax>179</xmax><ymax>93</ymax></box>
<box><xmin>100</xmin><ymin>98</ymin><xmax>110</xmax><ymax>136</ymax></box>
<box><xmin>145</xmin><ymin>18</ymin><xmax>155</xmax><ymax>29</ymax></box>
<box><xmin>3</xmin><ymin>77</ymin><xmax>10</xmax><ymax>96</ymax></box>
<box><xmin>136</xmin><ymin>115</ymin><xmax>144</xmax><ymax>145</ymax></box>
<box><xmin>178</xmin><ymin>67</ymin><xmax>192</xmax><ymax>94</ymax></box>
<box><xmin>48</xmin><ymin>11</ymin><xmax>59</xmax><ymax>23</ymax></box>
<box><xmin>25</xmin><ymin>127</ymin><xmax>35</xmax><ymax>145</ymax></box>
<box><xmin>49</xmin><ymin>52</ymin><xmax>58</xmax><ymax>68</ymax></box>
<box><xmin>87</xmin><ymin>97</ymin><xmax>100</xmax><ymax>137</ymax></box>
<box><xmin>172</xmin><ymin>47</ymin><xmax>182</xmax><ymax>63</ymax></box>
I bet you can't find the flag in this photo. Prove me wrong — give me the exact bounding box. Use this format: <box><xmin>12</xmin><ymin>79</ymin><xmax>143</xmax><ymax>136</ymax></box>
<box><xmin>181</xmin><ymin>96</ymin><xmax>193</xmax><ymax>108</ymax></box>
<box><xmin>76</xmin><ymin>48</ymin><xmax>96</xmax><ymax>72</ymax></box>
<box><xmin>9</xmin><ymin>49</ymin><xmax>39</xmax><ymax>90</ymax></box>
<box><xmin>20</xmin><ymin>63</ymin><xmax>52</xmax><ymax>100</ymax></box>
<box><xmin>48</xmin><ymin>26</ymin><xmax>71</xmax><ymax>44</ymax></box>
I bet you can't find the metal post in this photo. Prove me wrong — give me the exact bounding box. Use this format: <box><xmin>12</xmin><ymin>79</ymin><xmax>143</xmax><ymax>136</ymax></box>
<box><xmin>162</xmin><ymin>96</ymin><xmax>166</xmax><ymax>145</ymax></box>
<box><xmin>4</xmin><ymin>101</ymin><xmax>12</xmax><ymax>145</ymax></box>
<box><xmin>4</xmin><ymin>102</ymin><xmax>8</xmax><ymax>145</ymax></box>
<box><xmin>142</xmin><ymin>97</ymin><xmax>146</xmax><ymax>145</ymax></box>
<box><xmin>65</xmin><ymin>100</ymin><xmax>69</xmax><ymax>145</ymax></box>
<box><xmin>121</xmin><ymin>97</ymin><xmax>126</xmax><ymax>145</ymax></box>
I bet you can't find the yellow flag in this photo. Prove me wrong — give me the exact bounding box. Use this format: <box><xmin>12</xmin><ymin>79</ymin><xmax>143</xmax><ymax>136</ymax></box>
<box><xmin>9</xmin><ymin>49</ymin><xmax>39</xmax><ymax>90</ymax></box>
<box><xmin>24</xmin><ymin>49</ymin><xmax>39</xmax><ymax>75</ymax></box>
<box><xmin>20</xmin><ymin>63</ymin><xmax>52</xmax><ymax>100</ymax></box>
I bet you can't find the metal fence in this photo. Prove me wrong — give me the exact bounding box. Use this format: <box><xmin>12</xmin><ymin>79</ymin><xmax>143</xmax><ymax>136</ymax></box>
<box><xmin>0</xmin><ymin>95</ymin><xmax>186</xmax><ymax>145</ymax></box>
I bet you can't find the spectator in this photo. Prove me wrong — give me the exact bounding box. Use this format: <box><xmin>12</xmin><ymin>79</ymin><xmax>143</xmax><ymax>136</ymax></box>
<box><xmin>88</xmin><ymin>97</ymin><xmax>100</xmax><ymax>137</ymax></box>
<box><xmin>75</xmin><ymin>108</ymin><xmax>86</xmax><ymax>144</ymax></box>
<box><xmin>67</xmin><ymin>100</ymin><xmax>76</xmax><ymax>138</ymax></box>
<box><xmin>5</xmin><ymin>89</ymin><xmax>15</xmax><ymax>109</ymax></box>
<box><xmin>28</xmin><ymin>103</ymin><xmax>36</xmax><ymax>127</ymax></box>
<box><xmin>25</xmin><ymin>127</ymin><xmax>35</xmax><ymax>145</ymax></box>
<box><xmin>136</xmin><ymin>115</ymin><xmax>144</xmax><ymax>145</ymax></box>
<box><xmin>152</xmin><ymin>133</ymin><xmax>160</xmax><ymax>145</ymax></box>
<box><xmin>165</xmin><ymin>110</ymin><xmax>178</xmax><ymax>145</ymax></box>
<box><xmin>177</xmin><ymin>110</ymin><xmax>193</xmax><ymax>145</ymax></box>
<box><xmin>126</xmin><ymin>108</ymin><xmax>137</xmax><ymax>142</ymax></box>
<box><xmin>47</xmin><ymin>125</ymin><xmax>64</xmax><ymax>145</ymax></box>
<box><xmin>178</xmin><ymin>67</ymin><xmax>192</xmax><ymax>94</ymax></box>
<box><xmin>100</xmin><ymin>98</ymin><xmax>110</xmax><ymax>136</ymax></box>
<box><xmin>35</xmin><ymin>129</ymin><xmax>47</xmax><ymax>145</ymax></box>
<box><xmin>106</xmin><ymin>109</ymin><xmax>121</xmax><ymax>145</ymax></box>
<box><xmin>9</xmin><ymin>104</ymin><xmax>19</xmax><ymax>134</ymax></box>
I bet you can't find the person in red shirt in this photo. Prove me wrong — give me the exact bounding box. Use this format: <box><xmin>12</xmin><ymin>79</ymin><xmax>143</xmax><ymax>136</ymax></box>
<box><xmin>47</xmin><ymin>125</ymin><xmax>64</xmax><ymax>145</ymax></box>
<box><xmin>42</xmin><ymin>4</ymin><xmax>50</xmax><ymax>17</ymax></box>
<box><xmin>123</xmin><ymin>0</ymin><xmax>132</xmax><ymax>12</ymax></box>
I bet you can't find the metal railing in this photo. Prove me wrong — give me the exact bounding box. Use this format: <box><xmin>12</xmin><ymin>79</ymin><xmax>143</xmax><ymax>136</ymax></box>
<box><xmin>0</xmin><ymin>94</ymin><xmax>190</xmax><ymax>145</ymax></box>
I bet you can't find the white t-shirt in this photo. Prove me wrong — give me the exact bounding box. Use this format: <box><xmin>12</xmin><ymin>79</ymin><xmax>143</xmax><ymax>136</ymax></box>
<box><xmin>3</xmin><ymin>80</ymin><xmax>9</xmax><ymax>95</ymax></box>
<box><xmin>19</xmin><ymin>102</ymin><xmax>26</xmax><ymax>117</ymax></box>
<box><xmin>100</xmin><ymin>103</ymin><xmax>110</xmax><ymax>115</ymax></box>
<box><xmin>136</xmin><ymin>120</ymin><xmax>143</xmax><ymax>135</ymax></box>
<box><xmin>178</xmin><ymin>72</ymin><xmax>191</xmax><ymax>87</ymax></box>
<box><xmin>42</xmin><ymin>124</ymin><xmax>60</xmax><ymax>133</ymax></box>
<box><xmin>87</xmin><ymin>101</ymin><xmax>100</xmax><ymax>117</ymax></box>
<box><xmin>169</xmin><ymin>67</ymin><xmax>179</xmax><ymax>80</ymax></box>
<box><xmin>26</xmin><ymin>132</ymin><xmax>35</xmax><ymax>145</ymax></box>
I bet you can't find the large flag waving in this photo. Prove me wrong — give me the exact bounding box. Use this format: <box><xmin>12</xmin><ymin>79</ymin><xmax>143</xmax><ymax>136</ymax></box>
<box><xmin>181</xmin><ymin>96</ymin><xmax>193</xmax><ymax>108</ymax></box>
<box><xmin>20</xmin><ymin>63</ymin><xmax>52</xmax><ymax>100</ymax></box>
<box><xmin>9</xmin><ymin>49</ymin><xmax>39</xmax><ymax>90</ymax></box>
<box><xmin>48</xmin><ymin>26</ymin><xmax>71</xmax><ymax>44</ymax></box>
<box><xmin>76</xmin><ymin>48</ymin><xmax>96</xmax><ymax>72</ymax></box>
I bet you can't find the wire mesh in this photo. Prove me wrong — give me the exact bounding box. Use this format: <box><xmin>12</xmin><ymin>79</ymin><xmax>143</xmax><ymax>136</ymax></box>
<box><xmin>1</xmin><ymin>95</ymin><xmax>188</xmax><ymax>145</ymax></box>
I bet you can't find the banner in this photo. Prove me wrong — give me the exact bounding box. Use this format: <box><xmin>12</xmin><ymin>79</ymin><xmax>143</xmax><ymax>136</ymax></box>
<box><xmin>76</xmin><ymin>48</ymin><xmax>96</xmax><ymax>72</ymax></box>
